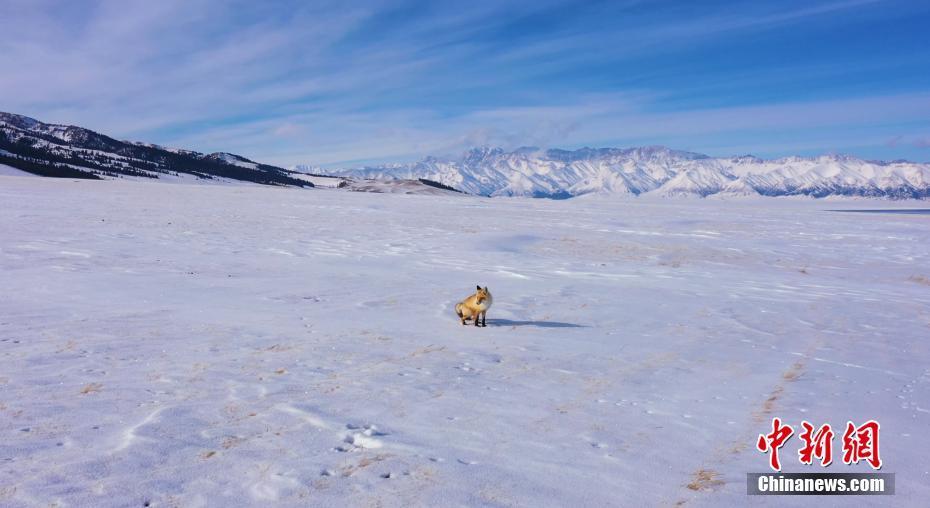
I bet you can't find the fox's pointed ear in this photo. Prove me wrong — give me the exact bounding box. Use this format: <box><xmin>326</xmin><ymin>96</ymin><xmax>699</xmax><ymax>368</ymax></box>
<box><xmin>476</xmin><ymin>285</ymin><xmax>482</xmax><ymax>291</ymax></box>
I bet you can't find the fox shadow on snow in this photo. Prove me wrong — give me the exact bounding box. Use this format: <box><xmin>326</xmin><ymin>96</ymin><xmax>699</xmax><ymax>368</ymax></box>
<box><xmin>486</xmin><ymin>318</ymin><xmax>586</xmax><ymax>328</ymax></box>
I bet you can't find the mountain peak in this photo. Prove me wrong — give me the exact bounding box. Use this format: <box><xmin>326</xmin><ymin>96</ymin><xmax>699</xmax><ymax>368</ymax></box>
<box><xmin>463</xmin><ymin>146</ymin><xmax>506</xmax><ymax>160</ymax></box>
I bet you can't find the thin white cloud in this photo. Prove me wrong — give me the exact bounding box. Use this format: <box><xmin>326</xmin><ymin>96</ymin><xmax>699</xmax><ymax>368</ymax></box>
<box><xmin>1</xmin><ymin>0</ymin><xmax>927</xmax><ymax>166</ymax></box>
<box><xmin>170</xmin><ymin>91</ymin><xmax>930</xmax><ymax>166</ymax></box>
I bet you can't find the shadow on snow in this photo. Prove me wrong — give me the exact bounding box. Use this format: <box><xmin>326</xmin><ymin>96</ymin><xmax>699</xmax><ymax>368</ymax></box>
<box><xmin>487</xmin><ymin>318</ymin><xmax>586</xmax><ymax>328</ymax></box>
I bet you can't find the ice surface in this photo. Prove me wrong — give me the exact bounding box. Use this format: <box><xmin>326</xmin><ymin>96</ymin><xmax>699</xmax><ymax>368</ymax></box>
<box><xmin>1</xmin><ymin>176</ymin><xmax>928</xmax><ymax>506</ymax></box>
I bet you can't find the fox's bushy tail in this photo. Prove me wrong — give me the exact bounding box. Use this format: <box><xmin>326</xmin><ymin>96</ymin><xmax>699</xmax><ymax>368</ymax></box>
<box><xmin>454</xmin><ymin>302</ymin><xmax>463</xmax><ymax>318</ymax></box>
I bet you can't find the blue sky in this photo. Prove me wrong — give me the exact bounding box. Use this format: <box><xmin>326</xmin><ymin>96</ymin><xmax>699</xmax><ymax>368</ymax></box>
<box><xmin>2</xmin><ymin>0</ymin><xmax>929</xmax><ymax>166</ymax></box>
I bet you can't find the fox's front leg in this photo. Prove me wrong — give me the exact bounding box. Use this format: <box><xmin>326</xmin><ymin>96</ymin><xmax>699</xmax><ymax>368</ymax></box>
<box><xmin>481</xmin><ymin>311</ymin><xmax>487</xmax><ymax>327</ymax></box>
<box><xmin>474</xmin><ymin>310</ymin><xmax>480</xmax><ymax>326</ymax></box>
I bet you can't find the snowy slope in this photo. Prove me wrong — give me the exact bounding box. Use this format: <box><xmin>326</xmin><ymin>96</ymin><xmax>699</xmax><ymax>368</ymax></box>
<box><xmin>2</xmin><ymin>177</ymin><xmax>928</xmax><ymax>507</ymax></box>
<box><xmin>206</xmin><ymin>152</ymin><xmax>260</xmax><ymax>170</ymax></box>
<box><xmin>0</xmin><ymin>112</ymin><xmax>310</xmax><ymax>187</ymax></box>
<box><xmin>322</xmin><ymin>147</ymin><xmax>930</xmax><ymax>199</ymax></box>
<box><xmin>284</xmin><ymin>172</ymin><xmax>347</xmax><ymax>188</ymax></box>
<box><xmin>282</xmin><ymin>171</ymin><xmax>462</xmax><ymax>195</ymax></box>
<box><xmin>342</xmin><ymin>179</ymin><xmax>465</xmax><ymax>196</ymax></box>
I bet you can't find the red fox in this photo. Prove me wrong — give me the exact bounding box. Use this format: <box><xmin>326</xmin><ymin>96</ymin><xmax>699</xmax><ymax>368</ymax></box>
<box><xmin>455</xmin><ymin>285</ymin><xmax>493</xmax><ymax>327</ymax></box>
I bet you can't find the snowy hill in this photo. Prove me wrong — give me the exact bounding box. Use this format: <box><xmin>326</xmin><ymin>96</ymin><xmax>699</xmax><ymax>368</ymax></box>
<box><xmin>284</xmin><ymin>170</ymin><xmax>465</xmax><ymax>196</ymax></box>
<box><xmin>343</xmin><ymin>178</ymin><xmax>466</xmax><ymax>196</ymax></box>
<box><xmin>321</xmin><ymin>146</ymin><xmax>930</xmax><ymax>199</ymax></box>
<box><xmin>0</xmin><ymin>112</ymin><xmax>311</xmax><ymax>187</ymax></box>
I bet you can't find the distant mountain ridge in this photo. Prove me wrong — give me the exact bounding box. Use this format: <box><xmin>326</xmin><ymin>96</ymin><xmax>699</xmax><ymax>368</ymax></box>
<box><xmin>5</xmin><ymin>111</ymin><xmax>929</xmax><ymax>199</ymax></box>
<box><xmin>320</xmin><ymin>146</ymin><xmax>930</xmax><ymax>199</ymax></box>
<box><xmin>0</xmin><ymin>112</ymin><xmax>311</xmax><ymax>187</ymax></box>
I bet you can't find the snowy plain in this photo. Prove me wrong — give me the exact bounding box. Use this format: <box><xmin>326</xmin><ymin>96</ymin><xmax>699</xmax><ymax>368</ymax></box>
<box><xmin>1</xmin><ymin>176</ymin><xmax>929</xmax><ymax>507</ymax></box>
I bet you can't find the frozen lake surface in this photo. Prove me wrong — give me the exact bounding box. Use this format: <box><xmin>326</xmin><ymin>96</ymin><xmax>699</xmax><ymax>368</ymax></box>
<box><xmin>1</xmin><ymin>177</ymin><xmax>928</xmax><ymax>507</ymax></box>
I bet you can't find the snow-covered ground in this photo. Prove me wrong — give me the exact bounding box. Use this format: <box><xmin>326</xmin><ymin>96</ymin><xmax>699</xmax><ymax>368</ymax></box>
<box><xmin>1</xmin><ymin>176</ymin><xmax>928</xmax><ymax>507</ymax></box>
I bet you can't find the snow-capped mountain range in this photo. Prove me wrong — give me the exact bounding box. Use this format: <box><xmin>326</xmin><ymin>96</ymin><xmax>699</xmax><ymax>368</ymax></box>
<box><xmin>4</xmin><ymin>111</ymin><xmax>929</xmax><ymax>199</ymax></box>
<box><xmin>321</xmin><ymin>146</ymin><xmax>930</xmax><ymax>199</ymax></box>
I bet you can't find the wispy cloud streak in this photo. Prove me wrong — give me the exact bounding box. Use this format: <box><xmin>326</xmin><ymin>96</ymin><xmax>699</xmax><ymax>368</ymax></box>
<box><xmin>1</xmin><ymin>0</ymin><xmax>928</xmax><ymax>165</ymax></box>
